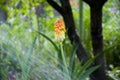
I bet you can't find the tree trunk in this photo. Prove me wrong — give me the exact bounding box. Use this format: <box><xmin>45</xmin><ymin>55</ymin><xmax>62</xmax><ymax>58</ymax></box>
<box><xmin>61</xmin><ymin>0</ymin><xmax>89</xmax><ymax>63</ymax></box>
<box><xmin>46</xmin><ymin>0</ymin><xmax>109</xmax><ymax>79</ymax></box>
<box><xmin>83</xmin><ymin>0</ymin><xmax>108</xmax><ymax>79</ymax></box>
<box><xmin>90</xmin><ymin>6</ymin><xmax>108</xmax><ymax>80</ymax></box>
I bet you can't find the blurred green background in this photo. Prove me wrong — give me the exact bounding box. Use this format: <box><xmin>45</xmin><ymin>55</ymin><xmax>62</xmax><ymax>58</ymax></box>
<box><xmin>0</xmin><ymin>0</ymin><xmax>120</xmax><ymax>80</ymax></box>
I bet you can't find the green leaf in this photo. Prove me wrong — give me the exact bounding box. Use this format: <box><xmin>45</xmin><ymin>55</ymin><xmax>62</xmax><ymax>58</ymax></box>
<box><xmin>79</xmin><ymin>66</ymin><xmax>99</xmax><ymax>80</ymax></box>
<box><xmin>75</xmin><ymin>58</ymin><xmax>95</xmax><ymax>80</ymax></box>
<box><xmin>69</xmin><ymin>44</ymin><xmax>77</xmax><ymax>78</ymax></box>
<box><xmin>37</xmin><ymin>31</ymin><xmax>59</xmax><ymax>51</ymax></box>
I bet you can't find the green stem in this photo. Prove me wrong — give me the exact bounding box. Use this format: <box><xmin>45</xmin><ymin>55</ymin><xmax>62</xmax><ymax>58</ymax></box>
<box><xmin>60</xmin><ymin>42</ymin><xmax>70</xmax><ymax>80</ymax></box>
<box><xmin>79</xmin><ymin>0</ymin><xmax>84</xmax><ymax>40</ymax></box>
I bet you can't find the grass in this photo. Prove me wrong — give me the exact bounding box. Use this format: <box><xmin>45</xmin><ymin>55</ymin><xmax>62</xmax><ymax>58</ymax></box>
<box><xmin>0</xmin><ymin>27</ymin><xmax>98</xmax><ymax>80</ymax></box>
<box><xmin>0</xmin><ymin>0</ymin><xmax>120</xmax><ymax>80</ymax></box>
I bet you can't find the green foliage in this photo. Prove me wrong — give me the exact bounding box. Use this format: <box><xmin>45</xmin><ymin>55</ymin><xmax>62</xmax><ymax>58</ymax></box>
<box><xmin>0</xmin><ymin>0</ymin><xmax>120</xmax><ymax>80</ymax></box>
<box><xmin>72</xmin><ymin>0</ymin><xmax>120</xmax><ymax>79</ymax></box>
<box><xmin>107</xmin><ymin>65</ymin><xmax>120</xmax><ymax>80</ymax></box>
<box><xmin>103</xmin><ymin>0</ymin><xmax>120</xmax><ymax>67</ymax></box>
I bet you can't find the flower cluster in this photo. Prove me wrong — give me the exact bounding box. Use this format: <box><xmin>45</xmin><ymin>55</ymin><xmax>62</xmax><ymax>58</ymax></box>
<box><xmin>54</xmin><ymin>18</ymin><xmax>66</xmax><ymax>42</ymax></box>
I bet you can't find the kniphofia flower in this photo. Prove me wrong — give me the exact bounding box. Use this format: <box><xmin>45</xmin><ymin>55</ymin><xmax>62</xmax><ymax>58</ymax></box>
<box><xmin>54</xmin><ymin>18</ymin><xmax>66</xmax><ymax>42</ymax></box>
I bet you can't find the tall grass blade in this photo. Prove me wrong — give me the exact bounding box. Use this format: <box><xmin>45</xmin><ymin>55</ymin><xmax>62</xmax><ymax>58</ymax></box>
<box><xmin>69</xmin><ymin>44</ymin><xmax>77</xmax><ymax>78</ymax></box>
<box><xmin>75</xmin><ymin>58</ymin><xmax>95</xmax><ymax>79</ymax></box>
<box><xmin>79</xmin><ymin>66</ymin><xmax>99</xmax><ymax>80</ymax></box>
<box><xmin>37</xmin><ymin>31</ymin><xmax>59</xmax><ymax>51</ymax></box>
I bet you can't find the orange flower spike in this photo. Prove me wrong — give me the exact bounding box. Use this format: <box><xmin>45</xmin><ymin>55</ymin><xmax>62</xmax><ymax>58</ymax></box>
<box><xmin>54</xmin><ymin>18</ymin><xmax>66</xmax><ymax>42</ymax></box>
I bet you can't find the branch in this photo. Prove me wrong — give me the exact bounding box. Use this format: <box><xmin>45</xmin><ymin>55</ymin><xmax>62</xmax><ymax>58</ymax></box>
<box><xmin>60</xmin><ymin>0</ymin><xmax>67</xmax><ymax>7</ymax></box>
<box><xmin>83</xmin><ymin>0</ymin><xmax>107</xmax><ymax>6</ymax></box>
<box><xmin>46</xmin><ymin>0</ymin><xmax>63</xmax><ymax>15</ymax></box>
<box><xmin>83</xmin><ymin>0</ymin><xmax>91</xmax><ymax>4</ymax></box>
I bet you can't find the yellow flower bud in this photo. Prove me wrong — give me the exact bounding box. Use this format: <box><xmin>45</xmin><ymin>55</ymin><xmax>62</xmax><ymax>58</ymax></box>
<box><xmin>54</xmin><ymin>18</ymin><xmax>66</xmax><ymax>42</ymax></box>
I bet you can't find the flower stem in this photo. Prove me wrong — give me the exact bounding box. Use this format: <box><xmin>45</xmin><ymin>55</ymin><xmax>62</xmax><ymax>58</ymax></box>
<box><xmin>60</xmin><ymin>42</ymin><xmax>70</xmax><ymax>80</ymax></box>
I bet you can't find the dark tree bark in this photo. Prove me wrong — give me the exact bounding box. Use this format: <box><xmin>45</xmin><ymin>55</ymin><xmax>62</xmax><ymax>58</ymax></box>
<box><xmin>90</xmin><ymin>6</ymin><xmax>107</xmax><ymax>80</ymax></box>
<box><xmin>60</xmin><ymin>0</ymin><xmax>89</xmax><ymax>63</ymax></box>
<box><xmin>83</xmin><ymin>0</ymin><xmax>109</xmax><ymax>80</ymax></box>
<box><xmin>47</xmin><ymin>0</ymin><xmax>89</xmax><ymax>63</ymax></box>
<box><xmin>46</xmin><ymin>0</ymin><xmax>109</xmax><ymax>80</ymax></box>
